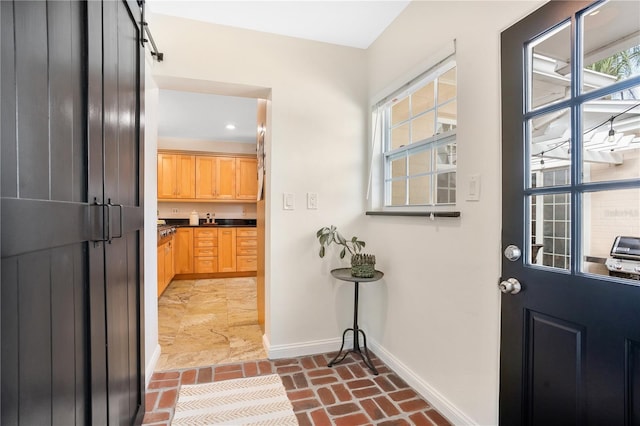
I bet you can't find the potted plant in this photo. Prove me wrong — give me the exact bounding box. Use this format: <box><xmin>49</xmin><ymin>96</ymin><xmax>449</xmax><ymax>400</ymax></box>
<box><xmin>316</xmin><ymin>225</ymin><xmax>376</xmax><ymax>278</ymax></box>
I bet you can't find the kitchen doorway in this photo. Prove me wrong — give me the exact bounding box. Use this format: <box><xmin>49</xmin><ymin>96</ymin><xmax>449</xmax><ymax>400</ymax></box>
<box><xmin>151</xmin><ymin>79</ymin><xmax>271</xmax><ymax>372</ymax></box>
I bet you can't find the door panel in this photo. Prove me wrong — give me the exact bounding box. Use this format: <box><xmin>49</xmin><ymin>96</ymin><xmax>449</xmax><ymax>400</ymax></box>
<box><xmin>2</xmin><ymin>0</ymin><xmax>144</xmax><ymax>424</ymax></box>
<box><xmin>102</xmin><ymin>0</ymin><xmax>144</xmax><ymax>424</ymax></box>
<box><xmin>500</xmin><ymin>1</ymin><xmax>640</xmax><ymax>424</ymax></box>
<box><xmin>627</xmin><ymin>340</ymin><xmax>640</xmax><ymax>424</ymax></box>
<box><xmin>1</xmin><ymin>1</ymin><xmax>90</xmax><ymax>425</ymax></box>
<box><xmin>14</xmin><ymin>1</ymin><xmax>49</xmax><ymax>200</ymax></box>
<box><xmin>1</xmin><ymin>0</ymin><xmax>17</xmax><ymax>197</ymax></box>
<box><xmin>525</xmin><ymin>311</ymin><xmax>584</xmax><ymax>425</ymax></box>
<box><xmin>1</xmin><ymin>245</ymin><xmax>89</xmax><ymax>425</ymax></box>
<box><xmin>87</xmin><ymin>0</ymin><xmax>109</xmax><ymax>420</ymax></box>
<box><xmin>49</xmin><ymin>0</ymin><xmax>85</xmax><ymax>202</ymax></box>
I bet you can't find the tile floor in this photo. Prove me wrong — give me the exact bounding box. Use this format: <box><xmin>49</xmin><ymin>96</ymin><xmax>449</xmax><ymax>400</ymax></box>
<box><xmin>156</xmin><ymin>278</ymin><xmax>267</xmax><ymax>371</ymax></box>
<box><xmin>143</xmin><ymin>351</ymin><xmax>452</xmax><ymax>426</ymax></box>
<box><xmin>150</xmin><ymin>277</ymin><xmax>451</xmax><ymax>425</ymax></box>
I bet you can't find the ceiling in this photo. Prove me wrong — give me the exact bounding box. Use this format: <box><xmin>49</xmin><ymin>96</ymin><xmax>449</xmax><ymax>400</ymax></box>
<box><xmin>158</xmin><ymin>90</ymin><xmax>258</xmax><ymax>143</ymax></box>
<box><xmin>150</xmin><ymin>1</ymin><xmax>410</xmax><ymax>144</ymax></box>
<box><xmin>146</xmin><ymin>1</ymin><xmax>410</xmax><ymax>49</ymax></box>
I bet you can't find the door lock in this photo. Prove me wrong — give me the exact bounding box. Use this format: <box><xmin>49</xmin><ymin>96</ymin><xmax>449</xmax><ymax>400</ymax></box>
<box><xmin>504</xmin><ymin>244</ymin><xmax>522</xmax><ymax>261</ymax></box>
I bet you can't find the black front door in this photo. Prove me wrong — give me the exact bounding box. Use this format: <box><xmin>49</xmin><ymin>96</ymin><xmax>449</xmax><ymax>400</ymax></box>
<box><xmin>500</xmin><ymin>1</ymin><xmax>640</xmax><ymax>424</ymax></box>
<box><xmin>1</xmin><ymin>1</ymin><xmax>145</xmax><ymax>424</ymax></box>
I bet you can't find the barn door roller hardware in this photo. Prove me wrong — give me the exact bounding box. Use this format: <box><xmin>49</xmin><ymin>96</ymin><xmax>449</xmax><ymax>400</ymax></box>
<box><xmin>143</xmin><ymin>22</ymin><xmax>164</xmax><ymax>61</ymax></box>
<box><xmin>139</xmin><ymin>1</ymin><xmax>164</xmax><ymax>61</ymax></box>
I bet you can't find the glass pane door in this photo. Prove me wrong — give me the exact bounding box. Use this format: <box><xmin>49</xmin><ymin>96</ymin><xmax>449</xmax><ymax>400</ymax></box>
<box><xmin>525</xmin><ymin>0</ymin><xmax>640</xmax><ymax>282</ymax></box>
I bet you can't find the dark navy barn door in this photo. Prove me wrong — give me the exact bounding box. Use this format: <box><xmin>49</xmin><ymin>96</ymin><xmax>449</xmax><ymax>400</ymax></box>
<box><xmin>1</xmin><ymin>1</ymin><xmax>145</xmax><ymax>424</ymax></box>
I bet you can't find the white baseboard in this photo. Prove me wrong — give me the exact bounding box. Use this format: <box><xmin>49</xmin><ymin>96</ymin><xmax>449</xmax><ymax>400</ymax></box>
<box><xmin>368</xmin><ymin>339</ymin><xmax>476</xmax><ymax>426</ymax></box>
<box><xmin>145</xmin><ymin>344</ymin><xmax>162</xmax><ymax>388</ymax></box>
<box><xmin>263</xmin><ymin>335</ymin><xmax>476</xmax><ymax>423</ymax></box>
<box><xmin>265</xmin><ymin>335</ymin><xmax>353</xmax><ymax>360</ymax></box>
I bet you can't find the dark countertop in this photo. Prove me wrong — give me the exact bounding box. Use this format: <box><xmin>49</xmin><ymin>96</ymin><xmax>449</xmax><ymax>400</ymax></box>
<box><xmin>161</xmin><ymin>218</ymin><xmax>256</xmax><ymax>228</ymax></box>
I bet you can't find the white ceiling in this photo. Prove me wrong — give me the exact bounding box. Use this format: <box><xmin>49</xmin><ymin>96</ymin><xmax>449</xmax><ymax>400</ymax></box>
<box><xmin>150</xmin><ymin>0</ymin><xmax>410</xmax><ymax>144</ymax></box>
<box><xmin>146</xmin><ymin>0</ymin><xmax>410</xmax><ymax>49</ymax></box>
<box><xmin>158</xmin><ymin>90</ymin><xmax>258</xmax><ymax>143</ymax></box>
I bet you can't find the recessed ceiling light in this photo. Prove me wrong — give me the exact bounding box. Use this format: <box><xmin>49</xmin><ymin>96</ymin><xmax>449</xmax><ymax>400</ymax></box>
<box><xmin>226</xmin><ymin>123</ymin><xmax>236</xmax><ymax>130</ymax></box>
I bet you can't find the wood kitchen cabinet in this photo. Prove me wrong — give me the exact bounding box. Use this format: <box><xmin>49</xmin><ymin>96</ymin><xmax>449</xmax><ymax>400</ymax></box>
<box><xmin>218</xmin><ymin>228</ymin><xmax>237</xmax><ymax>272</ymax></box>
<box><xmin>235</xmin><ymin>158</ymin><xmax>258</xmax><ymax>200</ymax></box>
<box><xmin>174</xmin><ymin>228</ymin><xmax>194</xmax><ymax>274</ymax></box>
<box><xmin>165</xmin><ymin>237</ymin><xmax>175</xmax><ymax>286</ymax></box>
<box><xmin>194</xmin><ymin>228</ymin><xmax>218</xmax><ymax>273</ymax></box>
<box><xmin>195</xmin><ymin>156</ymin><xmax>236</xmax><ymax>200</ymax></box>
<box><xmin>157</xmin><ymin>237</ymin><xmax>175</xmax><ymax>297</ymax></box>
<box><xmin>158</xmin><ymin>153</ymin><xmax>195</xmax><ymax>199</ymax></box>
<box><xmin>171</xmin><ymin>226</ymin><xmax>257</xmax><ymax>276</ymax></box>
<box><xmin>236</xmin><ymin>227</ymin><xmax>258</xmax><ymax>271</ymax></box>
<box><xmin>157</xmin><ymin>245</ymin><xmax>164</xmax><ymax>295</ymax></box>
<box><xmin>159</xmin><ymin>152</ymin><xmax>256</xmax><ymax>201</ymax></box>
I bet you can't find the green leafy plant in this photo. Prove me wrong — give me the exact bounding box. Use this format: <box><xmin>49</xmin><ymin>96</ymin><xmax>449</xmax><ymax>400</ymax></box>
<box><xmin>316</xmin><ymin>225</ymin><xmax>366</xmax><ymax>259</ymax></box>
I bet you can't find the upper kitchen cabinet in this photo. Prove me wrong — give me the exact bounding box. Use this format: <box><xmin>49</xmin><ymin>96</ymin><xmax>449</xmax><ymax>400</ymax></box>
<box><xmin>235</xmin><ymin>158</ymin><xmax>258</xmax><ymax>200</ymax></box>
<box><xmin>195</xmin><ymin>155</ymin><xmax>236</xmax><ymax>200</ymax></box>
<box><xmin>158</xmin><ymin>153</ymin><xmax>195</xmax><ymax>199</ymax></box>
<box><xmin>158</xmin><ymin>152</ymin><xmax>256</xmax><ymax>201</ymax></box>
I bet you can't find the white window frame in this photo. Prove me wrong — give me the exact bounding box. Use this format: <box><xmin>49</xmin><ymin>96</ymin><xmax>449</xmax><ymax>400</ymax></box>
<box><xmin>379</xmin><ymin>60</ymin><xmax>457</xmax><ymax>210</ymax></box>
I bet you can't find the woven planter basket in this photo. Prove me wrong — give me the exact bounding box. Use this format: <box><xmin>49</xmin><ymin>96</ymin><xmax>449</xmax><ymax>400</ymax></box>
<box><xmin>350</xmin><ymin>254</ymin><xmax>376</xmax><ymax>278</ymax></box>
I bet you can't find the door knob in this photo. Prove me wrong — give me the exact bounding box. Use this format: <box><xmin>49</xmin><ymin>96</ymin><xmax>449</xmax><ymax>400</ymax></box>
<box><xmin>499</xmin><ymin>278</ymin><xmax>522</xmax><ymax>294</ymax></box>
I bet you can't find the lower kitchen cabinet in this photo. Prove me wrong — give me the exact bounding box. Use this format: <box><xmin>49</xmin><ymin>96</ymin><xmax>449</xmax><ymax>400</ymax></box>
<box><xmin>236</xmin><ymin>227</ymin><xmax>257</xmax><ymax>272</ymax></box>
<box><xmin>170</xmin><ymin>226</ymin><xmax>257</xmax><ymax>276</ymax></box>
<box><xmin>194</xmin><ymin>228</ymin><xmax>218</xmax><ymax>273</ymax></box>
<box><xmin>218</xmin><ymin>228</ymin><xmax>237</xmax><ymax>272</ymax></box>
<box><xmin>164</xmin><ymin>237</ymin><xmax>175</xmax><ymax>287</ymax></box>
<box><xmin>157</xmin><ymin>245</ymin><xmax>164</xmax><ymax>295</ymax></box>
<box><xmin>157</xmin><ymin>237</ymin><xmax>175</xmax><ymax>297</ymax></box>
<box><xmin>174</xmin><ymin>228</ymin><xmax>194</xmax><ymax>273</ymax></box>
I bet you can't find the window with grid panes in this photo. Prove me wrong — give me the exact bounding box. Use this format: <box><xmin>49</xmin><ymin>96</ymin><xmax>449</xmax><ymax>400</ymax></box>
<box><xmin>383</xmin><ymin>62</ymin><xmax>457</xmax><ymax>207</ymax></box>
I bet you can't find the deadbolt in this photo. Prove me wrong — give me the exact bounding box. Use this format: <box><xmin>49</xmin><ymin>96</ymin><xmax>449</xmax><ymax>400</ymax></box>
<box><xmin>504</xmin><ymin>244</ymin><xmax>522</xmax><ymax>261</ymax></box>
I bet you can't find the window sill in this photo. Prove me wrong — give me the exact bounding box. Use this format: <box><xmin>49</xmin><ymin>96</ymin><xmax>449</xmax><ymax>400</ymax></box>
<box><xmin>365</xmin><ymin>211</ymin><xmax>461</xmax><ymax>218</ymax></box>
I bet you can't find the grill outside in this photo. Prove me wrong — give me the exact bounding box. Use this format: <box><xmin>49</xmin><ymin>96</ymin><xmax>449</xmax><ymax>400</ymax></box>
<box><xmin>605</xmin><ymin>236</ymin><xmax>640</xmax><ymax>279</ymax></box>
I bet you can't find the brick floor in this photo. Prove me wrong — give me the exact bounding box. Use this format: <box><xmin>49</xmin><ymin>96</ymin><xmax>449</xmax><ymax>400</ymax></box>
<box><xmin>142</xmin><ymin>351</ymin><xmax>451</xmax><ymax>425</ymax></box>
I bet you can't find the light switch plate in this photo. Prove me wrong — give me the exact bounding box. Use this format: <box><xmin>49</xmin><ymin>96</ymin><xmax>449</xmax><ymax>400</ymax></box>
<box><xmin>467</xmin><ymin>174</ymin><xmax>480</xmax><ymax>201</ymax></box>
<box><xmin>283</xmin><ymin>193</ymin><xmax>295</xmax><ymax>210</ymax></box>
<box><xmin>307</xmin><ymin>192</ymin><xmax>318</xmax><ymax>209</ymax></box>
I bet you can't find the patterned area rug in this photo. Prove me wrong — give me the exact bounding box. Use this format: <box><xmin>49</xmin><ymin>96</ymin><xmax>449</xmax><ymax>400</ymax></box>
<box><xmin>172</xmin><ymin>374</ymin><xmax>298</xmax><ymax>425</ymax></box>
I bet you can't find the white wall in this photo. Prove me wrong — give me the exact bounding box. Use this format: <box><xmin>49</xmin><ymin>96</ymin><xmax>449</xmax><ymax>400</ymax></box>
<box><xmin>158</xmin><ymin>136</ymin><xmax>256</xmax><ymax>155</ymax></box>
<box><xmin>144</xmin><ymin>55</ymin><xmax>160</xmax><ymax>385</ymax></box>
<box><xmin>157</xmin><ymin>201</ymin><xmax>257</xmax><ymax>220</ymax></box>
<box><xmin>146</xmin><ymin>2</ymin><xmax>548</xmax><ymax>423</ymax></box>
<box><xmin>148</xmin><ymin>13</ymin><xmax>369</xmax><ymax>352</ymax></box>
<box><xmin>364</xmin><ymin>2</ymin><xmax>543</xmax><ymax>424</ymax></box>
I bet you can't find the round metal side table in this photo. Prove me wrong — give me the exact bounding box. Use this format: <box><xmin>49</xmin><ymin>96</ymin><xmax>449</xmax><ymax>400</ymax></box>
<box><xmin>327</xmin><ymin>268</ymin><xmax>384</xmax><ymax>375</ymax></box>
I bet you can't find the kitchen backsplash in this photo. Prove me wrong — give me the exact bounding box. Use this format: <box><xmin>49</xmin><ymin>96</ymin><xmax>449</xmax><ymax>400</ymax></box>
<box><xmin>158</xmin><ymin>201</ymin><xmax>257</xmax><ymax>220</ymax></box>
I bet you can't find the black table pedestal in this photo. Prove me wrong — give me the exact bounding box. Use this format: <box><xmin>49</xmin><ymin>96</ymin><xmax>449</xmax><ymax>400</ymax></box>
<box><xmin>326</xmin><ymin>268</ymin><xmax>384</xmax><ymax>375</ymax></box>
<box><xmin>327</xmin><ymin>281</ymin><xmax>379</xmax><ymax>374</ymax></box>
